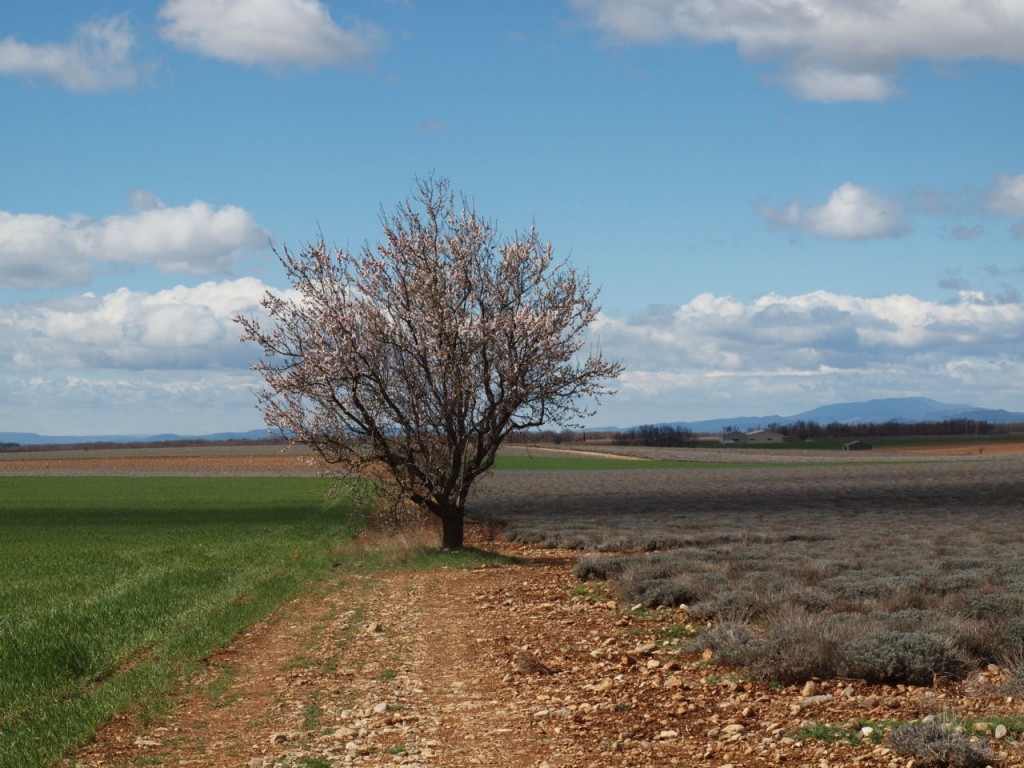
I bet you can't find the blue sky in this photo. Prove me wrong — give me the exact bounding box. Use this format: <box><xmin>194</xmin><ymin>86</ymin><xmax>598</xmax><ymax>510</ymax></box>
<box><xmin>2</xmin><ymin>1</ymin><xmax>1024</xmax><ymax>435</ymax></box>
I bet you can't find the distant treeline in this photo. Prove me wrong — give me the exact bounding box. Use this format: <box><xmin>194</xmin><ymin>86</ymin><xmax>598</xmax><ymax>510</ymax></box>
<box><xmin>613</xmin><ymin>424</ymin><xmax>697</xmax><ymax>447</ymax></box>
<box><xmin>761</xmin><ymin>418</ymin><xmax>1018</xmax><ymax>440</ymax></box>
<box><xmin>506</xmin><ymin>418</ymin><xmax>1024</xmax><ymax>446</ymax></box>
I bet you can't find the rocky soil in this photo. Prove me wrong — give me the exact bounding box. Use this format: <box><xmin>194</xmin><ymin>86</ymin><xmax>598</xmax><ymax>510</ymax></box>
<box><xmin>69</xmin><ymin>524</ymin><xmax>1024</xmax><ymax>768</ymax></box>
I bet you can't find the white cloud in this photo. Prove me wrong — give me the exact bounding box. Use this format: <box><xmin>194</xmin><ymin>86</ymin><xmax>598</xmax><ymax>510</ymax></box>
<box><xmin>4</xmin><ymin>281</ymin><xmax>1024</xmax><ymax>433</ymax></box>
<box><xmin>588</xmin><ymin>289</ymin><xmax>1024</xmax><ymax>423</ymax></box>
<box><xmin>0</xmin><ymin>196</ymin><xmax>270</xmax><ymax>290</ymax></box>
<box><xmin>158</xmin><ymin>0</ymin><xmax>387</xmax><ymax>69</ymax></box>
<box><xmin>987</xmin><ymin>172</ymin><xmax>1024</xmax><ymax>216</ymax></box>
<box><xmin>571</xmin><ymin>0</ymin><xmax>1024</xmax><ymax>101</ymax></box>
<box><xmin>783</xmin><ymin>65</ymin><xmax>896</xmax><ymax>103</ymax></box>
<box><xmin>1</xmin><ymin>278</ymin><xmax>274</xmax><ymax>371</ymax></box>
<box><xmin>759</xmin><ymin>182</ymin><xmax>906</xmax><ymax>240</ymax></box>
<box><xmin>0</xmin><ymin>278</ymin><xmax>289</xmax><ymax>434</ymax></box>
<box><xmin>0</xmin><ymin>17</ymin><xmax>141</xmax><ymax>92</ymax></box>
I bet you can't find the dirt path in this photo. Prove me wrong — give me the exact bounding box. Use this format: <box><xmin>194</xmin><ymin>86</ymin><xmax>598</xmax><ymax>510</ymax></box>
<box><xmin>71</xmin><ymin>526</ymin><xmax>1024</xmax><ymax>768</ymax></box>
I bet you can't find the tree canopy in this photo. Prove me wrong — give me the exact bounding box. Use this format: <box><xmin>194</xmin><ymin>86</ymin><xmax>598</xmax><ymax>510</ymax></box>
<box><xmin>238</xmin><ymin>177</ymin><xmax>622</xmax><ymax>548</ymax></box>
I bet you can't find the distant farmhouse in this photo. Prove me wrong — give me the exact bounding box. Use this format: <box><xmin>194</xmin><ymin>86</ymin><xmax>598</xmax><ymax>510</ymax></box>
<box><xmin>721</xmin><ymin>429</ymin><xmax>785</xmax><ymax>444</ymax></box>
<box><xmin>843</xmin><ymin>440</ymin><xmax>873</xmax><ymax>451</ymax></box>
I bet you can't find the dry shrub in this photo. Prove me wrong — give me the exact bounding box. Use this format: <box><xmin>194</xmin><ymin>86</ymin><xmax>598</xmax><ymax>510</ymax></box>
<box><xmin>697</xmin><ymin>609</ymin><xmax>847</xmax><ymax>684</ymax></box>
<box><xmin>333</xmin><ymin>519</ymin><xmax>442</xmax><ymax>563</ymax></box>
<box><xmin>887</xmin><ymin>720</ymin><xmax>993</xmax><ymax>768</ymax></box>
<box><xmin>573</xmin><ymin>555</ymin><xmax>628</xmax><ymax>581</ymax></box>
<box><xmin>999</xmin><ymin>654</ymin><xmax>1024</xmax><ymax>696</ymax></box>
<box><xmin>744</xmin><ymin>609</ymin><xmax>845</xmax><ymax>684</ymax></box>
<box><xmin>351</xmin><ymin>471</ymin><xmax>435</xmax><ymax>533</ymax></box>
<box><xmin>838</xmin><ymin>631</ymin><xmax>965</xmax><ymax>686</ymax></box>
<box><xmin>614</xmin><ymin>555</ymin><xmax>706</xmax><ymax>609</ymax></box>
<box><xmin>692</xmin><ymin>621</ymin><xmax>759</xmax><ymax>665</ymax></box>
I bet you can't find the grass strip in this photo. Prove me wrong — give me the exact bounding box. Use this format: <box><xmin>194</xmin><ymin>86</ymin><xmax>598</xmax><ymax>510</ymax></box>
<box><xmin>491</xmin><ymin>455</ymin><xmax>790</xmax><ymax>471</ymax></box>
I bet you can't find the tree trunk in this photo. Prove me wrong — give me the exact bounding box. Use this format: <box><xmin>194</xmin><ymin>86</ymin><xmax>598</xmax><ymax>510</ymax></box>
<box><xmin>440</xmin><ymin>511</ymin><xmax>464</xmax><ymax>550</ymax></box>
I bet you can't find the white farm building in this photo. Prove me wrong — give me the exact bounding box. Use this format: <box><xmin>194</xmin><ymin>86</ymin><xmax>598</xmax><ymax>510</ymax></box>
<box><xmin>721</xmin><ymin>429</ymin><xmax>786</xmax><ymax>444</ymax></box>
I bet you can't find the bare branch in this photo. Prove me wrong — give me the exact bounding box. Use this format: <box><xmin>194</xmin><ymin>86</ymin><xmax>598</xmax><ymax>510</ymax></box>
<box><xmin>237</xmin><ymin>176</ymin><xmax>622</xmax><ymax>548</ymax></box>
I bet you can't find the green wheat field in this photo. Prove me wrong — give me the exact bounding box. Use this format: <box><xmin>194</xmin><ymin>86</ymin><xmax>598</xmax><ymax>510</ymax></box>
<box><xmin>0</xmin><ymin>476</ymin><xmax>358</xmax><ymax>768</ymax></box>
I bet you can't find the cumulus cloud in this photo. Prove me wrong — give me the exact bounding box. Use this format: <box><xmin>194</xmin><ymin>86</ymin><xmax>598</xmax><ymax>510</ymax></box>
<box><xmin>158</xmin><ymin>0</ymin><xmax>387</xmax><ymax>69</ymax></box>
<box><xmin>0</xmin><ymin>278</ymin><xmax>288</xmax><ymax>434</ymax></box>
<box><xmin>601</xmin><ymin>290</ymin><xmax>1024</xmax><ymax>370</ymax></box>
<box><xmin>988</xmin><ymin>172</ymin><xmax>1024</xmax><ymax>216</ymax></box>
<box><xmin>0</xmin><ymin>16</ymin><xmax>141</xmax><ymax>92</ymax></box>
<box><xmin>0</xmin><ymin>195</ymin><xmax>270</xmax><ymax>290</ymax></box>
<box><xmin>587</xmin><ymin>289</ymin><xmax>1024</xmax><ymax>423</ymax></box>
<box><xmin>570</xmin><ymin>0</ymin><xmax>1024</xmax><ymax>101</ymax></box>
<box><xmin>4</xmin><ymin>281</ymin><xmax>1024</xmax><ymax>432</ymax></box>
<box><xmin>0</xmin><ymin>278</ymin><xmax>274</xmax><ymax>371</ymax></box>
<box><xmin>758</xmin><ymin>182</ymin><xmax>907</xmax><ymax>240</ymax></box>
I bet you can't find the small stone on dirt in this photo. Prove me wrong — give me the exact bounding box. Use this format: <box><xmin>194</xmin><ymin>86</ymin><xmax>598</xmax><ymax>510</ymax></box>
<box><xmin>801</xmin><ymin>694</ymin><xmax>833</xmax><ymax>706</ymax></box>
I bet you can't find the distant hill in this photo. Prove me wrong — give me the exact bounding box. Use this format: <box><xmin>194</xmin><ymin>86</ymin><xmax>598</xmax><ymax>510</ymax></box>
<box><xmin>6</xmin><ymin>397</ymin><xmax>1024</xmax><ymax>446</ymax></box>
<box><xmin>660</xmin><ymin>397</ymin><xmax>1024</xmax><ymax>434</ymax></box>
<box><xmin>0</xmin><ymin>429</ymin><xmax>273</xmax><ymax>447</ymax></box>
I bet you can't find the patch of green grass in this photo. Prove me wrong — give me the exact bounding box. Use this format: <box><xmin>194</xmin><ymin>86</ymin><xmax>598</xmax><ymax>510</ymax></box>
<box><xmin>380</xmin><ymin>668</ymin><xmax>398</xmax><ymax>681</ymax></box>
<box><xmin>792</xmin><ymin>719</ymin><xmax>900</xmax><ymax>746</ymax></box>
<box><xmin>572</xmin><ymin>583</ymin><xmax>612</xmax><ymax>601</ymax></box>
<box><xmin>282</xmin><ymin>654</ymin><xmax>318</xmax><ymax>671</ymax></box>
<box><xmin>494</xmin><ymin>454</ymin><xmax>681</xmax><ymax>471</ymax></box>
<box><xmin>379</xmin><ymin>546</ymin><xmax>521</xmax><ymax>571</ymax></box>
<box><xmin>792</xmin><ymin>722</ymin><xmax>863</xmax><ymax>745</ymax></box>
<box><xmin>492</xmin><ymin>455</ymin><xmax>778</xmax><ymax>471</ymax></box>
<box><xmin>290</xmin><ymin>757</ymin><xmax>331</xmax><ymax>768</ymax></box>
<box><xmin>0</xmin><ymin>476</ymin><xmax>361</xmax><ymax>768</ymax></box>
<box><xmin>302</xmin><ymin>698</ymin><xmax>323</xmax><ymax>731</ymax></box>
<box><xmin>966</xmin><ymin>714</ymin><xmax>1024</xmax><ymax>735</ymax></box>
<box><xmin>623</xmin><ymin>606</ymin><xmax>676</xmax><ymax>625</ymax></box>
<box><xmin>204</xmin><ymin>666</ymin><xmax>240</xmax><ymax>709</ymax></box>
<box><xmin>705</xmin><ymin>673</ymin><xmax>745</xmax><ymax>686</ymax></box>
<box><xmin>384</xmin><ymin>744</ymin><xmax>407</xmax><ymax>755</ymax></box>
<box><xmin>656</xmin><ymin>622</ymin><xmax>699</xmax><ymax>643</ymax></box>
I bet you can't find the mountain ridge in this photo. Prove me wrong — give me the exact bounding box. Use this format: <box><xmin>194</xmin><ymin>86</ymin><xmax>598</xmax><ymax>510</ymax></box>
<box><xmin>657</xmin><ymin>397</ymin><xmax>1024</xmax><ymax>433</ymax></box>
<box><xmin>4</xmin><ymin>398</ymin><xmax>1024</xmax><ymax>445</ymax></box>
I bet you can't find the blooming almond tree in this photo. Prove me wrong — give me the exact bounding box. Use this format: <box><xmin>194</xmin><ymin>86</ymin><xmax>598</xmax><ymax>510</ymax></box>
<box><xmin>238</xmin><ymin>176</ymin><xmax>622</xmax><ymax>549</ymax></box>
